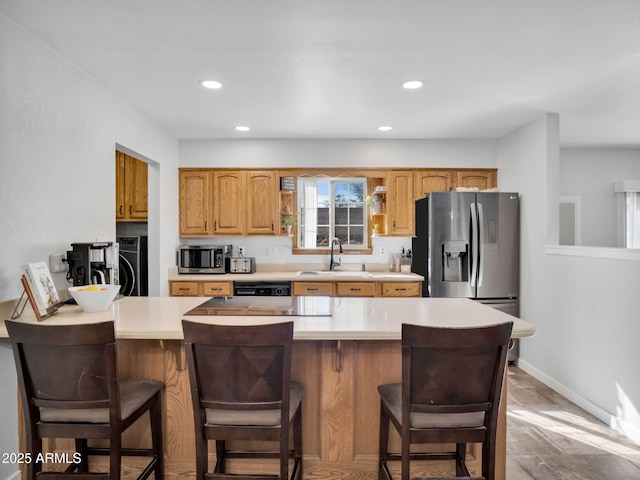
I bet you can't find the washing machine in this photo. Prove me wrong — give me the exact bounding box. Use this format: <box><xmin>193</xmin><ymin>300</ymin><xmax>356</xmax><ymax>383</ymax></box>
<box><xmin>117</xmin><ymin>236</ymin><xmax>148</xmax><ymax>296</ymax></box>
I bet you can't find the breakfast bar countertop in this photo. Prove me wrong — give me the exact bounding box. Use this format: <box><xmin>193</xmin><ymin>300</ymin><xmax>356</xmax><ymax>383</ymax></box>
<box><xmin>1</xmin><ymin>295</ymin><xmax>535</xmax><ymax>341</ymax></box>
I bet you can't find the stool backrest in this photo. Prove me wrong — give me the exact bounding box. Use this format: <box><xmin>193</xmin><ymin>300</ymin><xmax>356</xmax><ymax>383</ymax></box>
<box><xmin>6</xmin><ymin>320</ymin><xmax>118</xmax><ymax>420</ymax></box>
<box><xmin>182</xmin><ymin>321</ymin><xmax>293</xmax><ymax>413</ymax></box>
<box><xmin>402</xmin><ymin>322</ymin><xmax>513</xmax><ymax>417</ymax></box>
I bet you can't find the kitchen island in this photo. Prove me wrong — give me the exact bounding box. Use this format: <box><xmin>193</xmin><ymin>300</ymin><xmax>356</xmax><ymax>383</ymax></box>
<box><xmin>2</xmin><ymin>296</ymin><xmax>534</xmax><ymax>480</ymax></box>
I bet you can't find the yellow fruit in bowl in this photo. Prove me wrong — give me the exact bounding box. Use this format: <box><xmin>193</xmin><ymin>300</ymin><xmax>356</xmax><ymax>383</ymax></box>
<box><xmin>80</xmin><ymin>285</ymin><xmax>101</xmax><ymax>292</ymax></box>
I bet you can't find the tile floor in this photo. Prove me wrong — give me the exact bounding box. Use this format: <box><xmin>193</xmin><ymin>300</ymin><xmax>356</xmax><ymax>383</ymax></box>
<box><xmin>506</xmin><ymin>366</ymin><xmax>640</xmax><ymax>479</ymax></box>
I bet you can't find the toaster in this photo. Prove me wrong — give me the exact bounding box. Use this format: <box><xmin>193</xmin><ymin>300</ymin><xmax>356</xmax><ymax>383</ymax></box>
<box><xmin>229</xmin><ymin>257</ymin><xmax>255</xmax><ymax>274</ymax></box>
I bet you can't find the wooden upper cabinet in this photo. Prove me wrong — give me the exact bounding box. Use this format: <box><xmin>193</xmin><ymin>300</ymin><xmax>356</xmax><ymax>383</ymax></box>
<box><xmin>116</xmin><ymin>152</ymin><xmax>126</xmax><ymax>220</ymax></box>
<box><xmin>179</xmin><ymin>169</ymin><xmax>213</xmax><ymax>237</ymax></box>
<box><xmin>387</xmin><ymin>171</ymin><xmax>414</xmax><ymax>236</ymax></box>
<box><xmin>245</xmin><ymin>171</ymin><xmax>278</xmax><ymax>235</ymax></box>
<box><xmin>116</xmin><ymin>151</ymin><xmax>148</xmax><ymax>222</ymax></box>
<box><xmin>213</xmin><ymin>171</ymin><xmax>244</xmax><ymax>235</ymax></box>
<box><xmin>455</xmin><ymin>170</ymin><xmax>497</xmax><ymax>190</ymax></box>
<box><xmin>414</xmin><ymin>170</ymin><xmax>454</xmax><ymax>200</ymax></box>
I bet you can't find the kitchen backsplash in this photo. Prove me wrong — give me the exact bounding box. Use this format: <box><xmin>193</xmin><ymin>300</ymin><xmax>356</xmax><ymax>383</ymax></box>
<box><xmin>179</xmin><ymin>235</ymin><xmax>412</xmax><ymax>271</ymax></box>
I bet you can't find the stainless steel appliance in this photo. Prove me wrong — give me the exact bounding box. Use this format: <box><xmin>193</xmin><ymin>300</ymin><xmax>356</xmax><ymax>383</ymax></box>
<box><xmin>229</xmin><ymin>256</ymin><xmax>256</xmax><ymax>274</ymax></box>
<box><xmin>233</xmin><ymin>281</ymin><xmax>291</xmax><ymax>296</ymax></box>
<box><xmin>117</xmin><ymin>236</ymin><xmax>148</xmax><ymax>296</ymax></box>
<box><xmin>177</xmin><ymin>245</ymin><xmax>232</xmax><ymax>274</ymax></box>
<box><xmin>412</xmin><ymin>192</ymin><xmax>520</xmax><ymax>360</ymax></box>
<box><xmin>66</xmin><ymin>242</ymin><xmax>119</xmax><ymax>286</ymax></box>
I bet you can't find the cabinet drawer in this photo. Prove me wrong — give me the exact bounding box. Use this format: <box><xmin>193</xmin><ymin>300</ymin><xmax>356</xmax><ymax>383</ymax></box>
<box><xmin>293</xmin><ymin>282</ymin><xmax>332</xmax><ymax>296</ymax></box>
<box><xmin>202</xmin><ymin>281</ymin><xmax>232</xmax><ymax>296</ymax></box>
<box><xmin>380</xmin><ymin>282</ymin><xmax>421</xmax><ymax>297</ymax></box>
<box><xmin>335</xmin><ymin>282</ymin><xmax>376</xmax><ymax>297</ymax></box>
<box><xmin>170</xmin><ymin>281</ymin><xmax>200</xmax><ymax>296</ymax></box>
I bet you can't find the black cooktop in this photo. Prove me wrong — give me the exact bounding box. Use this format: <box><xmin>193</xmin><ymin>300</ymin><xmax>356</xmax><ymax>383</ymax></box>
<box><xmin>185</xmin><ymin>295</ymin><xmax>333</xmax><ymax>316</ymax></box>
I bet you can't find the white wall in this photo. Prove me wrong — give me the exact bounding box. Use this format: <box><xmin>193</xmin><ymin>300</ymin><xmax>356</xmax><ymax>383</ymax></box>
<box><xmin>0</xmin><ymin>14</ymin><xmax>179</xmax><ymax>479</ymax></box>
<box><xmin>560</xmin><ymin>148</ymin><xmax>640</xmax><ymax>247</ymax></box>
<box><xmin>178</xmin><ymin>138</ymin><xmax>498</xmax><ymax>267</ymax></box>
<box><xmin>498</xmin><ymin>115</ymin><xmax>640</xmax><ymax>444</ymax></box>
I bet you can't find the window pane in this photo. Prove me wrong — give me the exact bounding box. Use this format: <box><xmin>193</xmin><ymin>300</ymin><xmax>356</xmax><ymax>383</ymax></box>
<box><xmin>317</xmin><ymin>227</ymin><xmax>330</xmax><ymax>246</ymax></box>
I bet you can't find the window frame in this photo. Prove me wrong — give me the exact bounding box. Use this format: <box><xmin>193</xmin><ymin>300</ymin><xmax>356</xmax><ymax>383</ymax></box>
<box><xmin>293</xmin><ymin>176</ymin><xmax>371</xmax><ymax>254</ymax></box>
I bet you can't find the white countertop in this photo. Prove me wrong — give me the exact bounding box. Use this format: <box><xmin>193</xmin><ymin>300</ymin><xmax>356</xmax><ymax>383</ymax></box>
<box><xmin>1</xmin><ymin>296</ymin><xmax>535</xmax><ymax>341</ymax></box>
<box><xmin>169</xmin><ymin>269</ymin><xmax>424</xmax><ymax>282</ymax></box>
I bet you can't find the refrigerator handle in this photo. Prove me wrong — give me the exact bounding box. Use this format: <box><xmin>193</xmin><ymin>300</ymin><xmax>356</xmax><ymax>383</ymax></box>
<box><xmin>470</xmin><ymin>202</ymin><xmax>478</xmax><ymax>287</ymax></box>
<box><xmin>478</xmin><ymin>202</ymin><xmax>485</xmax><ymax>287</ymax></box>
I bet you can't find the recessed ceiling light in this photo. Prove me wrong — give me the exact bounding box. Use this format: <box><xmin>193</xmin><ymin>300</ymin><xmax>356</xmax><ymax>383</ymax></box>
<box><xmin>402</xmin><ymin>80</ymin><xmax>423</xmax><ymax>90</ymax></box>
<box><xmin>378</xmin><ymin>125</ymin><xmax>393</xmax><ymax>132</ymax></box>
<box><xmin>234</xmin><ymin>125</ymin><xmax>250</xmax><ymax>132</ymax></box>
<box><xmin>200</xmin><ymin>79</ymin><xmax>223</xmax><ymax>89</ymax></box>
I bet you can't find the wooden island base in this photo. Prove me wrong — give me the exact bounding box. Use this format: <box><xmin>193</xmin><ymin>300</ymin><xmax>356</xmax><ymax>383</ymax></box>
<box><xmin>28</xmin><ymin>338</ymin><xmax>504</xmax><ymax>479</ymax></box>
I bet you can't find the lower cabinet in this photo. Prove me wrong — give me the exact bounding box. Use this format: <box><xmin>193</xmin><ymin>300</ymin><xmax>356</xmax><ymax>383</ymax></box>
<box><xmin>171</xmin><ymin>280</ymin><xmax>421</xmax><ymax>297</ymax></box>
<box><xmin>335</xmin><ymin>282</ymin><xmax>376</xmax><ymax>297</ymax></box>
<box><xmin>293</xmin><ymin>281</ymin><xmax>421</xmax><ymax>297</ymax></box>
<box><xmin>380</xmin><ymin>282</ymin><xmax>421</xmax><ymax>297</ymax></box>
<box><xmin>293</xmin><ymin>282</ymin><xmax>333</xmax><ymax>296</ymax></box>
<box><xmin>170</xmin><ymin>281</ymin><xmax>232</xmax><ymax>297</ymax></box>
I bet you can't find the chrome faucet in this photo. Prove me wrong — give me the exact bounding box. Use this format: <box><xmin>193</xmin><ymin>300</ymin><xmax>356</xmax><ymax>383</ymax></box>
<box><xmin>329</xmin><ymin>237</ymin><xmax>343</xmax><ymax>271</ymax></box>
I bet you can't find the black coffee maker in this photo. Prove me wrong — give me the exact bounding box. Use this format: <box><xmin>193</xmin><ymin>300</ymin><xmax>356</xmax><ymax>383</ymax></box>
<box><xmin>67</xmin><ymin>242</ymin><xmax>119</xmax><ymax>286</ymax></box>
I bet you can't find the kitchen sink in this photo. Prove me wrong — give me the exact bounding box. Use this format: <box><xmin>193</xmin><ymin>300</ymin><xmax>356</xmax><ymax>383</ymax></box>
<box><xmin>296</xmin><ymin>270</ymin><xmax>371</xmax><ymax>277</ymax></box>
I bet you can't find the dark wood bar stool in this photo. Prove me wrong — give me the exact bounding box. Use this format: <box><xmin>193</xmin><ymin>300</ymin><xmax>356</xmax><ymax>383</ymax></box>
<box><xmin>377</xmin><ymin>322</ymin><xmax>513</xmax><ymax>480</ymax></box>
<box><xmin>6</xmin><ymin>320</ymin><xmax>164</xmax><ymax>480</ymax></box>
<box><xmin>182</xmin><ymin>320</ymin><xmax>303</xmax><ymax>480</ymax></box>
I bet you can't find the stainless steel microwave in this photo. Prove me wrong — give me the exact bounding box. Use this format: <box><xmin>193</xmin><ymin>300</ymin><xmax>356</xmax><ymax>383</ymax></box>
<box><xmin>177</xmin><ymin>245</ymin><xmax>232</xmax><ymax>274</ymax></box>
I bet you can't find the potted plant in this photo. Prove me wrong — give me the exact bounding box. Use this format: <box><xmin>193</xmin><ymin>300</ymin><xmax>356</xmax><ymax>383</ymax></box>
<box><xmin>366</xmin><ymin>193</ymin><xmax>384</xmax><ymax>215</ymax></box>
<box><xmin>372</xmin><ymin>223</ymin><xmax>380</xmax><ymax>236</ymax></box>
<box><xmin>281</xmin><ymin>211</ymin><xmax>298</xmax><ymax>235</ymax></box>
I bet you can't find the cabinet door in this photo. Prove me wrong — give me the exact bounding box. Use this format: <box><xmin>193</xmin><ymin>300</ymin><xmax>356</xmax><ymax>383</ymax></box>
<box><xmin>455</xmin><ymin>170</ymin><xmax>497</xmax><ymax>190</ymax></box>
<box><xmin>125</xmin><ymin>155</ymin><xmax>148</xmax><ymax>220</ymax></box>
<box><xmin>213</xmin><ymin>171</ymin><xmax>244</xmax><ymax>235</ymax></box>
<box><xmin>245</xmin><ymin>171</ymin><xmax>277</xmax><ymax>235</ymax></box>
<box><xmin>387</xmin><ymin>171</ymin><xmax>414</xmax><ymax>236</ymax></box>
<box><xmin>414</xmin><ymin>171</ymin><xmax>453</xmax><ymax>200</ymax></box>
<box><xmin>202</xmin><ymin>281</ymin><xmax>232</xmax><ymax>296</ymax></box>
<box><xmin>335</xmin><ymin>282</ymin><xmax>376</xmax><ymax>297</ymax></box>
<box><xmin>115</xmin><ymin>151</ymin><xmax>126</xmax><ymax>220</ymax></box>
<box><xmin>170</xmin><ymin>281</ymin><xmax>200</xmax><ymax>296</ymax></box>
<box><xmin>179</xmin><ymin>170</ymin><xmax>213</xmax><ymax>236</ymax></box>
<box><xmin>380</xmin><ymin>282</ymin><xmax>421</xmax><ymax>297</ymax></box>
<box><xmin>292</xmin><ymin>282</ymin><xmax>332</xmax><ymax>296</ymax></box>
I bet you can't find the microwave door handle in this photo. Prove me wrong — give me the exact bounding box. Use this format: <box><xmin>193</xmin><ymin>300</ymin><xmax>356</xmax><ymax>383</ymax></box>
<box><xmin>470</xmin><ymin>202</ymin><xmax>478</xmax><ymax>288</ymax></box>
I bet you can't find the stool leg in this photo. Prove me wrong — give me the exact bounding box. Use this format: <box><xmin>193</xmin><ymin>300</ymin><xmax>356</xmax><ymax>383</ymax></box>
<box><xmin>378</xmin><ymin>401</ymin><xmax>390</xmax><ymax>480</ymax></box>
<box><xmin>75</xmin><ymin>438</ymin><xmax>89</xmax><ymax>473</ymax></box>
<box><xmin>150</xmin><ymin>394</ymin><xmax>163</xmax><ymax>479</ymax></box>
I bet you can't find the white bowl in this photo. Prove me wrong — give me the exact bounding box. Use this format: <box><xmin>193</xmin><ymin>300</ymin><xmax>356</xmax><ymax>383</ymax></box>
<box><xmin>68</xmin><ymin>284</ymin><xmax>121</xmax><ymax>312</ymax></box>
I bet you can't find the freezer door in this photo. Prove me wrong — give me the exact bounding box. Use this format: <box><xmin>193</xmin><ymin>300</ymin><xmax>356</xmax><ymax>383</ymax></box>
<box><xmin>475</xmin><ymin>192</ymin><xmax>519</xmax><ymax>299</ymax></box>
<box><xmin>429</xmin><ymin>192</ymin><xmax>475</xmax><ymax>297</ymax></box>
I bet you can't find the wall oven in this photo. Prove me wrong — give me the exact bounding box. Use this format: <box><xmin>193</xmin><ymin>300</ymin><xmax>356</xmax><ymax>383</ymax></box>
<box><xmin>177</xmin><ymin>245</ymin><xmax>232</xmax><ymax>274</ymax></box>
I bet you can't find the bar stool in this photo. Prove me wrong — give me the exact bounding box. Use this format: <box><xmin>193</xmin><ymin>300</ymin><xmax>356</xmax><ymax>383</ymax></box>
<box><xmin>6</xmin><ymin>320</ymin><xmax>164</xmax><ymax>480</ymax></box>
<box><xmin>182</xmin><ymin>320</ymin><xmax>303</xmax><ymax>480</ymax></box>
<box><xmin>377</xmin><ymin>322</ymin><xmax>513</xmax><ymax>480</ymax></box>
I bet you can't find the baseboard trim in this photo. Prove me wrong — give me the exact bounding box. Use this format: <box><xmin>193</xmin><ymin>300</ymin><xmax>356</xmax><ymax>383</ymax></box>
<box><xmin>517</xmin><ymin>359</ymin><xmax>640</xmax><ymax>445</ymax></box>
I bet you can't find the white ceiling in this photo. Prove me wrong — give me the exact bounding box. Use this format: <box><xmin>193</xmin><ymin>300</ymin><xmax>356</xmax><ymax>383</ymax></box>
<box><xmin>2</xmin><ymin>0</ymin><xmax>640</xmax><ymax>146</ymax></box>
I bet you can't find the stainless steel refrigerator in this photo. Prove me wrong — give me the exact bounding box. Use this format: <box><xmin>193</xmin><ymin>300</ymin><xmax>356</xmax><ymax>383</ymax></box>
<box><xmin>412</xmin><ymin>191</ymin><xmax>520</xmax><ymax>359</ymax></box>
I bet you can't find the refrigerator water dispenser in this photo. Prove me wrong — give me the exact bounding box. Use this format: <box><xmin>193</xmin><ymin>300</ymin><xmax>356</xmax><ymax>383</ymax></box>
<box><xmin>442</xmin><ymin>240</ymin><xmax>468</xmax><ymax>282</ymax></box>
